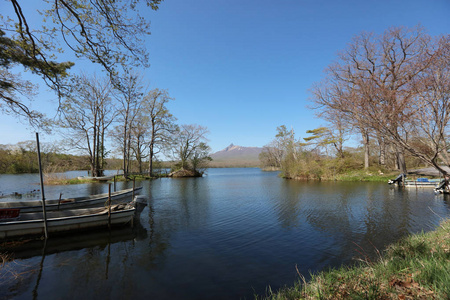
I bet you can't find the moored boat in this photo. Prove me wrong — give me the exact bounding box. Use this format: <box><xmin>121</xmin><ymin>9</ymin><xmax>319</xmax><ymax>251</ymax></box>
<box><xmin>388</xmin><ymin>174</ymin><xmax>442</xmax><ymax>188</ymax></box>
<box><xmin>403</xmin><ymin>178</ymin><xmax>441</xmax><ymax>188</ymax></box>
<box><xmin>0</xmin><ymin>203</ymin><xmax>136</xmax><ymax>239</ymax></box>
<box><xmin>0</xmin><ymin>187</ymin><xmax>142</xmax><ymax>213</ymax></box>
<box><xmin>77</xmin><ymin>175</ymin><xmax>115</xmax><ymax>181</ymax></box>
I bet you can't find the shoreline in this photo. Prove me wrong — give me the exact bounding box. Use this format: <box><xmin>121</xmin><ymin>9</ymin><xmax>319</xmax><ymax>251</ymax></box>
<box><xmin>260</xmin><ymin>218</ymin><xmax>450</xmax><ymax>299</ymax></box>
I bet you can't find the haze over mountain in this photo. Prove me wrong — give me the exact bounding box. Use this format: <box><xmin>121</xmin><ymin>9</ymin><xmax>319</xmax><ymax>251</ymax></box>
<box><xmin>210</xmin><ymin>144</ymin><xmax>262</xmax><ymax>167</ymax></box>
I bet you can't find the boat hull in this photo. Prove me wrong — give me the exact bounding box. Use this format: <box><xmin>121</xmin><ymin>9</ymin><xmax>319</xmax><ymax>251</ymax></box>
<box><xmin>0</xmin><ymin>205</ymin><xmax>135</xmax><ymax>239</ymax></box>
<box><xmin>77</xmin><ymin>175</ymin><xmax>115</xmax><ymax>181</ymax></box>
<box><xmin>0</xmin><ymin>187</ymin><xmax>142</xmax><ymax>213</ymax></box>
<box><xmin>403</xmin><ymin>180</ymin><xmax>440</xmax><ymax>188</ymax></box>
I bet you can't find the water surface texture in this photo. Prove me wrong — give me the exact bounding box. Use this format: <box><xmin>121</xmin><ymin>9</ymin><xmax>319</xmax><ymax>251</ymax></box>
<box><xmin>1</xmin><ymin>168</ymin><xmax>449</xmax><ymax>299</ymax></box>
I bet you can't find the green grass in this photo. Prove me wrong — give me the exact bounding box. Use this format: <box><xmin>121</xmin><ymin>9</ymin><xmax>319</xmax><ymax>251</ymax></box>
<box><xmin>258</xmin><ymin>219</ymin><xmax>450</xmax><ymax>299</ymax></box>
<box><xmin>44</xmin><ymin>177</ymin><xmax>93</xmax><ymax>185</ymax></box>
<box><xmin>334</xmin><ymin>169</ymin><xmax>397</xmax><ymax>182</ymax></box>
<box><xmin>281</xmin><ymin>168</ymin><xmax>397</xmax><ymax>182</ymax></box>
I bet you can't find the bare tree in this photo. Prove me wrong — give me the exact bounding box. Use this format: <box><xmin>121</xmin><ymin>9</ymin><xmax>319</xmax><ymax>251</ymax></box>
<box><xmin>259</xmin><ymin>125</ymin><xmax>303</xmax><ymax>174</ymax></box>
<box><xmin>60</xmin><ymin>74</ymin><xmax>115</xmax><ymax>176</ymax></box>
<box><xmin>311</xmin><ymin>26</ymin><xmax>450</xmax><ymax>174</ymax></box>
<box><xmin>170</xmin><ymin>124</ymin><xmax>210</xmax><ymax>172</ymax></box>
<box><xmin>142</xmin><ymin>89</ymin><xmax>177</xmax><ymax>176</ymax></box>
<box><xmin>318</xmin><ymin>109</ymin><xmax>352</xmax><ymax>159</ymax></box>
<box><xmin>310</xmin><ymin>79</ymin><xmax>372</xmax><ymax>168</ymax></box>
<box><xmin>113</xmin><ymin>71</ymin><xmax>145</xmax><ymax>177</ymax></box>
<box><xmin>130</xmin><ymin>113</ymin><xmax>149</xmax><ymax>174</ymax></box>
<box><xmin>259</xmin><ymin>143</ymin><xmax>284</xmax><ymax>169</ymax></box>
<box><xmin>395</xmin><ymin>36</ymin><xmax>450</xmax><ymax>174</ymax></box>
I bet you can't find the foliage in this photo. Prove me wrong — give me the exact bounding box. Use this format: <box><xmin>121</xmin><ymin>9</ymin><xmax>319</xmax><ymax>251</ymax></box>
<box><xmin>0</xmin><ymin>29</ymin><xmax>72</xmax><ymax>126</ymax></box>
<box><xmin>190</xmin><ymin>142</ymin><xmax>213</xmax><ymax>172</ymax></box>
<box><xmin>259</xmin><ymin>219</ymin><xmax>450</xmax><ymax>299</ymax></box>
<box><xmin>1</xmin><ymin>0</ymin><xmax>163</xmax><ymax>125</ymax></box>
<box><xmin>304</xmin><ymin>127</ymin><xmax>346</xmax><ymax>158</ymax></box>
<box><xmin>260</xmin><ymin>124</ymin><xmax>404</xmax><ymax>181</ymax></box>
<box><xmin>0</xmin><ymin>142</ymin><xmax>89</xmax><ymax>174</ymax></box>
<box><xmin>260</xmin><ymin>125</ymin><xmax>303</xmax><ymax>170</ymax></box>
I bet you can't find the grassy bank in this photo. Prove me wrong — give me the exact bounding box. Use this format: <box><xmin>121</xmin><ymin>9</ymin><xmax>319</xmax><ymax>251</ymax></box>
<box><xmin>44</xmin><ymin>176</ymin><xmax>92</xmax><ymax>185</ymax></box>
<box><xmin>282</xmin><ymin>169</ymin><xmax>398</xmax><ymax>183</ymax></box>
<box><xmin>334</xmin><ymin>170</ymin><xmax>397</xmax><ymax>182</ymax></box>
<box><xmin>259</xmin><ymin>219</ymin><xmax>450</xmax><ymax>299</ymax></box>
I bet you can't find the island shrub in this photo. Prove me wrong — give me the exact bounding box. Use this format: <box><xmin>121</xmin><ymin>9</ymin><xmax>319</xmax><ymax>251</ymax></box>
<box><xmin>279</xmin><ymin>151</ymin><xmax>372</xmax><ymax>181</ymax></box>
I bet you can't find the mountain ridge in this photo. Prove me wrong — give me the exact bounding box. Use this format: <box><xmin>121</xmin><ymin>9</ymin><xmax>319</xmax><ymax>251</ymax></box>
<box><xmin>209</xmin><ymin>144</ymin><xmax>262</xmax><ymax>167</ymax></box>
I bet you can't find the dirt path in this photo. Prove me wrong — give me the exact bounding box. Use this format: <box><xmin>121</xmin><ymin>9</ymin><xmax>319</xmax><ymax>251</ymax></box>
<box><xmin>408</xmin><ymin>166</ymin><xmax>450</xmax><ymax>176</ymax></box>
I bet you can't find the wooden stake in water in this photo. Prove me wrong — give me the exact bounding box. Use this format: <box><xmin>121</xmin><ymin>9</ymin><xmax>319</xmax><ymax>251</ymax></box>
<box><xmin>57</xmin><ymin>193</ymin><xmax>62</xmax><ymax>210</ymax></box>
<box><xmin>132</xmin><ymin>178</ymin><xmax>136</xmax><ymax>201</ymax></box>
<box><xmin>108</xmin><ymin>183</ymin><xmax>112</xmax><ymax>230</ymax></box>
<box><xmin>36</xmin><ymin>133</ymin><xmax>48</xmax><ymax>239</ymax></box>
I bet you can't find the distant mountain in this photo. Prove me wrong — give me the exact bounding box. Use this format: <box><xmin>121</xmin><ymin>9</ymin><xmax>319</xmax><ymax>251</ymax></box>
<box><xmin>209</xmin><ymin>144</ymin><xmax>263</xmax><ymax>167</ymax></box>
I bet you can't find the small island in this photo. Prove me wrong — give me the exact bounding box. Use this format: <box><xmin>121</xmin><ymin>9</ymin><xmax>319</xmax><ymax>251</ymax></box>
<box><xmin>168</xmin><ymin>168</ymin><xmax>203</xmax><ymax>178</ymax></box>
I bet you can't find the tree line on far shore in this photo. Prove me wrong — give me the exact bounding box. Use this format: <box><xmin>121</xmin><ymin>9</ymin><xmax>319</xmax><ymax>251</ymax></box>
<box><xmin>0</xmin><ymin>140</ymin><xmax>173</xmax><ymax>175</ymax></box>
<box><xmin>1</xmin><ymin>74</ymin><xmax>212</xmax><ymax>177</ymax></box>
<box><xmin>260</xmin><ymin>25</ymin><xmax>450</xmax><ymax>179</ymax></box>
<box><xmin>59</xmin><ymin>72</ymin><xmax>211</xmax><ymax>178</ymax></box>
<box><xmin>0</xmin><ymin>141</ymin><xmax>92</xmax><ymax>174</ymax></box>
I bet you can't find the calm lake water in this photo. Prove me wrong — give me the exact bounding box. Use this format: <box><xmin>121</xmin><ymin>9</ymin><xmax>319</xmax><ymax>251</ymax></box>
<box><xmin>1</xmin><ymin>168</ymin><xmax>450</xmax><ymax>299</ymax></box>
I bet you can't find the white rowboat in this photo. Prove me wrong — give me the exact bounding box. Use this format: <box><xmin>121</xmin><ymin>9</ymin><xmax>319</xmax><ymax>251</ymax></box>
<box><xmin>0</xmin><ymin>187</ymin><xmax>142</xmax><ymax>213</ymax></box>
<box><xmin>0</xmin><ymin>204</ymin><xmax>135</xmax><ymax>239</ymax></box>
<box><xmin>403</xmin><ymin>179</ymin><xmax>441</xmax><ymax>188</ymax></box>
<box><xmin>77</xmin><ymin>175</ymin><xmax>115</xmax><ymax>181</ymax></box>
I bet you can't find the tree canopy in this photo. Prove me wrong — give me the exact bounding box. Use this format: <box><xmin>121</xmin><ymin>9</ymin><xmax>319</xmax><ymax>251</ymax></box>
<box><xmin>0</xmin><ymin>0</ymin><xmax>163</xmax><ymax>125</ymax></box>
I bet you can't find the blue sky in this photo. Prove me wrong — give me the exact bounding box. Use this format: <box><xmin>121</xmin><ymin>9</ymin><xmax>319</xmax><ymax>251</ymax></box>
<box><xmin>1</xmin><ymin>0</ymin><xmax>450</xmax><ymax>153</ymax></box>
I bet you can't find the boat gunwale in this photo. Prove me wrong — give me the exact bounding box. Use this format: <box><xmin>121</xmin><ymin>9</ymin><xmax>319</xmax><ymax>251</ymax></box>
<box><xmin>0</xmin><ymin>205</ymin><xmax>136</xmax><ymax>226</ymax></box>
<box><xmin>0</xmin><ymin>187</ymin><xmax>142</xmax><ymax>210</ymax></box>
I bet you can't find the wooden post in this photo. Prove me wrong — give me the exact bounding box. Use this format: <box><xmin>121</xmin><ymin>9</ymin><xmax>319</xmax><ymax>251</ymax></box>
<box><xmin>132</xmin><ymin>178</ymin><xmax>135</xmax><ymax>201</ymax></box>
<box><xmin>36</xmin><ymin>133</ymin><xmax>48</xmax><ymax>239</ymax></box>
<box><xmin>108</xmin><ymin>183</ymin><xmax>112</xmax><ymax>230</ymax></box>
<box><xmin>113</xmin><ymin>176</ymin><xmax>116</xmax><ymax>192</ymax></box>
<box><xmin>57</xmin><ymin>193</ymin><xmax>62</xmax><ymax>210</ymax></box>
<box><xmin>32</xmin><ymin>238</ymin><xmax>47</xmax><ymax>298</ymax></box>
<box><xmin>401</xmin><ymin>173</ymin><xmax>405</xmax><ymax>188</ymax></box>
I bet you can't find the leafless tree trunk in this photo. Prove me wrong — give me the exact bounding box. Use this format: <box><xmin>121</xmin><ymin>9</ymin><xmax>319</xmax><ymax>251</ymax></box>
<box><xmin>114</xmin><ymin>71</ymin><xmax>145</xmax><ymax>177</ymax></box>
<box><xmin>143</xmin><ymin>89</ymin><xmax>176</xmax><ymax>176</ymax></box>
<box><xmin>60</xmin><ymin>74</ymin><xmax>114</xmax><ymax>177</ymax></box>
<box><xmin>377</xmin><ymin>135</ymin><xmax>386</xmax><ymax>167</ymax></box>
<box><xmin>361</xmin><ymin>129</ymin><xmax>370</xmax><ymax>169</ymax></box>
<box><xmin>311</xmin><ymin>26</ymin><xmax>450</xmax><ymax>174</ymax></box>
<box><xmin>171</xmin><ymin>124</ymin><xmax>210</xmax><ymax>171</ymax></box>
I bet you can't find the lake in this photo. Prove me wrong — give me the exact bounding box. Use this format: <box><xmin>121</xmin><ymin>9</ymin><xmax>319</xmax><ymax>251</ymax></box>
<box><xmin>1</xmin><ymin>168</ymin><xmax>449</xmax><ymax>299</ymax></box>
